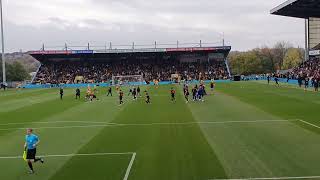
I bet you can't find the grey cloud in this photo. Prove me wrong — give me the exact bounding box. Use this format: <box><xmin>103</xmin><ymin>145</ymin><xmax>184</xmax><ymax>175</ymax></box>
<box><xmin>3</xmin><ymin>0</ymin><xmax>304</xmax><ymax>52</ymax></box>
<box><xmin>83</xmin><ymin>19</ymin><xmax>105</xmax><ymax>26</ymax></box>
<box><xmin>90</xmin><ymin>0</ymin><xmax>273</xmax><ymax>14</ymax></box>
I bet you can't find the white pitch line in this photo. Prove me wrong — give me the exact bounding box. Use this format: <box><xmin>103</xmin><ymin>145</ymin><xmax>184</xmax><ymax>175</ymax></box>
<box><xmin>0</xmin><ymin>152</ymin><xmax>135</xmax><ymax>159</ymax></box>
<box><xmin>0</xmin><ymin>121</ymin><xmax>115</xmax><ymax>126</ymax></box>
<box><xmin>0</xmin><ymin>120</ymin><xmax>299</xmax><ymax>131</ymax></box>
<box><xmin>0</xmin><ymin>152</ymin><xmax>137</xmax><ymax>180</ymax></box>
<box><xmin>123</xmin><ymin>152</ymin><xmax>136</xmax><ymax>180</ymax></box>
<box><xmin>298</xmin><ymin>119</ymin><xmax>320</xmax><ymax>129</ymax></box>
<box><xmin>210</xmin><ymin>176</ymin><xmax>320</xmax><ymax>180</ymax></box>
<box><xmin>108</xmin><ymin>119</ymin><xmax>298</xmax><ymax>127</ymax></box>
<box><xmin>0</xmin><ymin>124</ymin><xmax>115</xmax><ymax>131</ymax></box>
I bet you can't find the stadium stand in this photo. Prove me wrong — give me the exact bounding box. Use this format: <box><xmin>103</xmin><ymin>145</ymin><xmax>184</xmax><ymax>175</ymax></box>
<box><xmin>271</xmin><ymin>0</ymin><xmax>320</xmax><ymax>83</ymax></box>
<box><xmin>289</xmin><ymin>57</ymin><xmax>320</xmax><ymax>80</ymax></box>
<box><xmin>33</xmin><ymin>59</ymin><xmax>229</xmax><ymax>84</ymax></box>
<box><xmin>30</xmin><ymin>45</ymin><xmax>231</xmax><ymax>85</ymax></box>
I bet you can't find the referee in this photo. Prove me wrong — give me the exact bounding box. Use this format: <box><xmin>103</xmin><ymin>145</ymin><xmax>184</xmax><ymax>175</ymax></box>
<box><xmin>24</xmin><ymin>128</ymin><xmax>44</xmax><ymax>174</ymax></box>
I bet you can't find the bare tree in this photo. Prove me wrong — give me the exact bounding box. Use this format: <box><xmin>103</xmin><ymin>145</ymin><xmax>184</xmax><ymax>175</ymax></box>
<box><xmin>272</xmin><ymin>41</ymin><xmax>292</xmax><ymax>70</ymax></box>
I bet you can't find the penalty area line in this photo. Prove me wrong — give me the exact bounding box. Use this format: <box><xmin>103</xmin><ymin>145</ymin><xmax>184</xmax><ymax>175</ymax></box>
<box><xmin>0</xmin><ymin>121</ymin><xmax>116</xmax><ymax>126</ymax></box>
<box><xmin>0</xmin><ymin>152</ymin><xmax>137</xmax><ymax>180</ymax></box>
<box><xmin>298</xmin><ymin>119</ymin><xmax>320</xmax><ymax>129</ymax></box>
<box><xmin>0</xmin><ymin>152</ymin><xmax>135</xmax><ymax>159</ymax></box>
<box><xmin>0</xmin><ymin>119</ymin><xmax>300</xmax><ymax>131</ymax></box>
<box><xmin>123</xmin><ymin>152</ymin><xmax>136</xmax><ymax>180</ymax></box>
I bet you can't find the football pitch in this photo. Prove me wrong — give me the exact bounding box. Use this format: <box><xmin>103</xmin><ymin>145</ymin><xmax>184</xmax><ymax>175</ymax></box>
<box><xmin>0</xmin><ymin>81</ymin><xmax>320</xmax><ymax>180</ymax></box>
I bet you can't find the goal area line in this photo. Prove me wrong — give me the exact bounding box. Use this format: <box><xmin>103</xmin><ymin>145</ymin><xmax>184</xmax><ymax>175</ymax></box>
<box><xmin>0</xmin><ymin>152</ymin><xmax>137</xmax><ymax>180</ymax></box>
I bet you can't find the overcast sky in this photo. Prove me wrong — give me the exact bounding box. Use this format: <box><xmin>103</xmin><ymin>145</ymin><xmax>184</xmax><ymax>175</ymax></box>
<box><xmin>3</xmin><ymin>0</ymin><xmax>305</xmax><ymax>52</ymax></box>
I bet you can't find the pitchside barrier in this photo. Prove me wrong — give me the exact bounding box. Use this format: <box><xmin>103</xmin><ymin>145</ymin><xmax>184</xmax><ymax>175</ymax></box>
<box><xmin>243</xmin><ymin>76</ymin><xmax>300</xmax><ymax>85</ymax></box>
<box><xmin>22</xmin><ymin>80</ymin><xmax>232</xmax><ymax>89</ymax></box>
<box><xmin>19</xmin><ymin>77</ymin><xmax>306</xmax><ymax>89</ymax></box>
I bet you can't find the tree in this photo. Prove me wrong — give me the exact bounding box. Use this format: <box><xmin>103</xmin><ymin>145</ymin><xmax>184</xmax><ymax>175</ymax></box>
<box><xmin>229</xmin><ymin>50</ymin><xmax>263</xmax><ymax>75</ymax></box>
<box><xmin>0</xmin><ymin>61</ymin><xmax>30</xmax><ymax>82</ymax></box>
<box><xmin>282</xmin><ymin>48</ymin><xmax>303</xmax><ymax>70</ymax></box>
<box><xmin>228</xmin><ymin>42</ymin><xmax>304</xmax><ymax>75</ymax></box>
<box><xmin>273</xmin><ymin>41</ymin><xmax>292</xmax><ymax>70</ymax></box>
<box><xmin>259</xmin><ymin>47</ymin><xmax>276</xmax><ymax>72</ymax></box>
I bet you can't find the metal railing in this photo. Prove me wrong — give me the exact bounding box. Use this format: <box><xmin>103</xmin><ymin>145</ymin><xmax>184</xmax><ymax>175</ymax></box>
<box><xmin>38</xmin><ymin>40</ymin><xmax>225</xmax><ymax>52</ymax></box>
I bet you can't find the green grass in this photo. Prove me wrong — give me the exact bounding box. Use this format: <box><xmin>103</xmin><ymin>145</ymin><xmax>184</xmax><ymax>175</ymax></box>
<box><xmin>0</xmin><ymin>82</ymin><xmax>319</xmax><ymax>180</ymax></box>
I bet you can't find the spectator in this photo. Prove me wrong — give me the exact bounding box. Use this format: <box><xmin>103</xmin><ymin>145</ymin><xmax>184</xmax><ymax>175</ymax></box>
<box><xmin>33</xmin><ymin>59</ymin><xmax>229</xmax><ymax>84</ymax></box>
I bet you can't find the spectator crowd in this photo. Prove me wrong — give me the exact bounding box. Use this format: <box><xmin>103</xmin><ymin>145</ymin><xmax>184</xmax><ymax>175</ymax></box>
<box><xmin>33</xmin><ymin>59</ymin><xmax>229</xmax><ymax>84</ymax></box>
<box><xmin>289</xmin><ymin>57</ymin><xmax>320</xmax><ymax>81</ymax></box>
<box><xmin>259</xmin><ymin>57</ymin><xmax>320</xmax><ymax>90</ymax></box>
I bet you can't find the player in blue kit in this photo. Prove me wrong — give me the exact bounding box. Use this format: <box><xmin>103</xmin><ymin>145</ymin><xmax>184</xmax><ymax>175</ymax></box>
<box><xmin>24</xmin><ymin>128</ymin><xmax>44</xmax><ymax>174</ymax></box>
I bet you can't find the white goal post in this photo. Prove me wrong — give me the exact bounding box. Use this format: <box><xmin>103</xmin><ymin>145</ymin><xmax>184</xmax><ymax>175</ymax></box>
<box><xmin>112</xmin><ymin>75</ymin><xmax>144</xmax><ymax>86</ymax></box>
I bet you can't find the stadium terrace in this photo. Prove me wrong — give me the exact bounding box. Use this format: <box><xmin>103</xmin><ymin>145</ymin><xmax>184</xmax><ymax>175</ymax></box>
<box><xmin>27</xmin><ymin>43</ymin><xmax>231</xmax><ymax>87</ymax></box>
<box><xmin>1</xmin><ymin>0</ymin><xmax>320</xmax><ymax>179</ymax></box>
